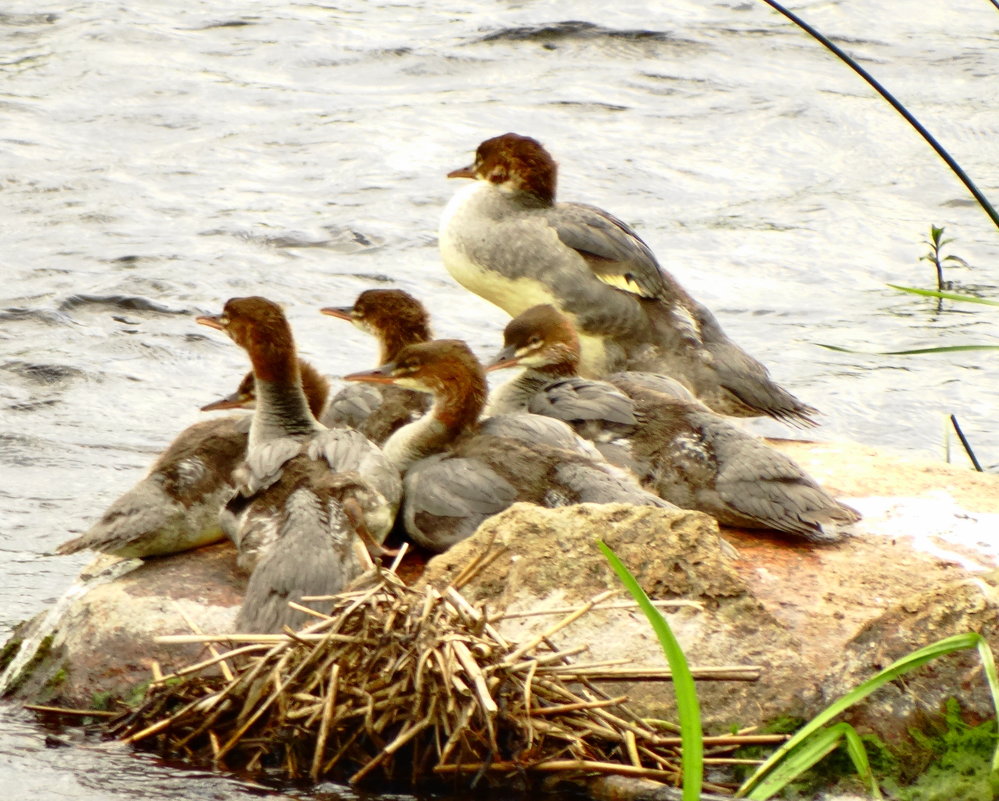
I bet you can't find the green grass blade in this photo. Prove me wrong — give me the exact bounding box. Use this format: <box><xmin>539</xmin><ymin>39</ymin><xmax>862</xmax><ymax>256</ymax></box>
<box><xmin>737</xmin><ymin>633</ymin><xmax>984</xmax><ymax>797</ymax></box>
<box><xmin>745</xmin><ymin>724</ymin><xmax>846</xmax><ymax>799</ymax></box>
<box><xmin>974</xmin><ymin>638</ymin><xmax>999</xmax><ymax>772</ymax></box>
<box><xmin>598</xmin><ymin>541</ymin><xmax>702</xmax><ymax>800</ymax></box>
<box><xmin>818</xmin><ymin>343</ymin><xmax>999</xmax><ymax>355</ymax></box>
<box><xmin>745</xmin><ymin>722</ymin><xmax>886</xmax><ymax>801</ymax></box>
<box><xmin>842</xmin><ymin>723</ymin><xmax>884</xmax><ymax>800</ymax></box>
<box><xmin>888</xmin><ymin>284</ymin><xmax>999</xmax><ymax>306</ymax></box>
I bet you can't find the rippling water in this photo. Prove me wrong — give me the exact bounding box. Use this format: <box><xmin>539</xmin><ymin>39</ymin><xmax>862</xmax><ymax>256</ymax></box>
<box><xmin>1</xmin><ymin>1</ymin><xmax>997</xmax><ymax>797</ymax></box>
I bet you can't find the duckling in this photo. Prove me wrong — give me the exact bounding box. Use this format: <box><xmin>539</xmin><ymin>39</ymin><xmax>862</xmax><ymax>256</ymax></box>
<box><xmin>439</xmin><ymin>132</ymin><xmax>818</xmax><ymax>426</ymax></box>
<box><xmin>55</xmin><ymin>415</ymin><xmax>249</xmax><ymax>559</ymax></box>
<box><xmin>488</xmin><ymin>304</ymin><xmax>859</xmax><ymax>542</ymax></box>
<box><xmin>56</xmin><ymin>353</ymin><xmax>340</xmax><ymax>562</ymax></box>
<box><xmin>320</xmin><ymin>288</ymin><xmax>432</xmax><ymax>444</ymax></box>
<box><xmin>345</xmin><ymin>339</ymin><xmax>673</xmax><ymax>552</ymax></box>
<box><xmin>197</xmin><ymin>297</ymin><xmax>401</xmax><ymax>632</ymax></box>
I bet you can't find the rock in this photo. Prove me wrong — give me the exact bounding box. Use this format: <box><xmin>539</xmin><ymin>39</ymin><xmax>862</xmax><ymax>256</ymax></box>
<box><xmin>1</xmin><ymin>543</ymin><xmax>242</xmax><ymax>707</ymax></box>
<box><xmin>3</xmin><ymin>438</ymin><xmax>998</xmax><ymax>747</ymax></box>
<box><xmin>417</xmin><ymin>438</ymin><xmax>999</xmax><ymax>738</ymax></box>
<box><xmin>418</xmin><ymin>502</ymin><xmax>815</xmax><ymax>729</ymax></box>
<box><xmin>823</xmin><ymin>574</ymin><xmax>999</xmax><ymax>741</ymax></box>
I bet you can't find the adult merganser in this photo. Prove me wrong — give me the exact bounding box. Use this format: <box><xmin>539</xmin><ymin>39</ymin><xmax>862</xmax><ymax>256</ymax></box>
<box><xmin>197</xmin><ymin>297</ymin><xmax>401</xmax><ymax>633</ymax></box>
<box><xmin>56</xmin><ymin>359</ymin><xmax>337</xmax><ymax>562</ymax></box>
<box><xmin>488</xmin><ymin>304</ymin><xmax>860</xmax><ymax>542</ymax></box>
<box><xmin>439</xmin><ymin>132</ymin><xmax>818</xmax><ymax>427</ymax></box>
<box><xmin>345</xmin><ymin>339</ymin><xmax>672</xmax><ymax>553</ymax></box>
<box><xmin>319</xmin><ymin>288</ymin><xmax>432</xmax><ymax>443</ymax></box>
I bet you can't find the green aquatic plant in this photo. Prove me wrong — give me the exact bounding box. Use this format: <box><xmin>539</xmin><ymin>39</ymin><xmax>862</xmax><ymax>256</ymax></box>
<box><xmin>892</xmin><ymin>699</ymin><xmax>999</xmax><ymax>801</ymax></box>
<box><xmin>887</xmin><ymin>285</ymin><xmax>999</xmax><ymax>308</ymax></box>
<box><xmin>736</xmin><ymin>632</ymin><xmax>999</xmax><ymax>799</ymax></box>
<box><xmin>819</xmin><ymin>341</ymin><xmax>999</xmax><ymax>356</ymax></box>
<box><xmin>919</xmin><ymin>225</ymin><xmax>969</xmax><ymax>293</ymax></box>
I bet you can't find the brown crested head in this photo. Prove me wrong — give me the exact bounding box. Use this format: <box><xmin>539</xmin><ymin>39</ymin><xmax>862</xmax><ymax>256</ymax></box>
<box><xmin>324</xmin><ymin>289</ymin><xmax>433</xmax><ymax>364</ymax></box>
<box><xmin>489</xmin><ymin>304</ymin><xmax>580</xmax><ymax>374</ymax></box>
<box><xmin>451</xmin><ymin>133</ymin><xmax>557</xmax><ymax>205</ymax></box>
<box><xmin>197</xmin><ymin>296</ymin><xmax>297</xmax><ymax>384</ymax></box>
<box><xmin>345</xmin><ymin>339</ymin><xmax>486</xmax><ymax>427</ymax></box>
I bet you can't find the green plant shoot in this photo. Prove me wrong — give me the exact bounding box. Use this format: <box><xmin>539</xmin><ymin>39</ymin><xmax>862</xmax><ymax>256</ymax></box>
<box><xmin>737</xmin><ymin>632</ymin><xmax>999</xmax><ymax>798</ymax></box>
<box><xmin>598</xmin><ymin>541</ymin><xmax>703</xmax><ymax>801</ymax></box>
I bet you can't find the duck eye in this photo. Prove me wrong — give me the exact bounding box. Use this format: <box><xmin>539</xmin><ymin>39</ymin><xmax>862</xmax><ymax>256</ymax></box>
<box><xmin>528</xmin><ymin>336</ymin><xmax>542</xmax><ymax>347</ymax></box>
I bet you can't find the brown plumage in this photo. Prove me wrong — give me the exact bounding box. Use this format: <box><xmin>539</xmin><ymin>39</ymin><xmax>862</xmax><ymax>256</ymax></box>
<box><xmin>320</xmin><ymin>289</ymin><xmax>432</xmax><ymax>444</ymax></box>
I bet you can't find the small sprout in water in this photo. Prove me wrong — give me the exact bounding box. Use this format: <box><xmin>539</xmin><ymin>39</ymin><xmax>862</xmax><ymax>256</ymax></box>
<box><xmin>919</xmin><ymin>224</ymin><xmax>969</xmax><ymax>292</ymax></box>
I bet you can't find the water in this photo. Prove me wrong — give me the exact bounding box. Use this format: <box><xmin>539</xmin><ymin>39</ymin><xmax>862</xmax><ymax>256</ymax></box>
<box><xmin>1</xmin><ymin>1</ymin><xmax>997</xmax><ymax>797</ymax></box>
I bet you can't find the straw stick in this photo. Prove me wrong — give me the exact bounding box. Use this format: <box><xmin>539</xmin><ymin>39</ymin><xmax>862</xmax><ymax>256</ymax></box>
<box><xmin>310</xmin><ymin>663</ymin><xmax>339</xmax><ymax>781</ymax></box>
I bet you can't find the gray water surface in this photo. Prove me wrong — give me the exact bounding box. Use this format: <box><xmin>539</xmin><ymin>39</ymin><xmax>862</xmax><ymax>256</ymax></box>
<box><xmin>2</xmin><ymin>1</ymin><xmax>997</xmax><ymax>797</ymax></box>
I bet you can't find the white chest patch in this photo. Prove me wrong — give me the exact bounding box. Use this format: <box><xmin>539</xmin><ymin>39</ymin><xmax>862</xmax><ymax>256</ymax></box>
<box><xmin>439</xmin><ymin>183</ymin><xmax>560</xmax><ymax>316</ymax></box>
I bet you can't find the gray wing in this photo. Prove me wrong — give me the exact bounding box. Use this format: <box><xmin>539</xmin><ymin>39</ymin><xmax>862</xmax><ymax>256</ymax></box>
<box><xmin>552</xmin><ymin>459</ymin><xmax>675</xmax><ymax>509</ymax></box>
<box><xmin>307</xmin><ymin>428</ymin><xmax>401</xmax><ymax>539</ymax></box>
<box><xmin>527</xmin><ymin>377</ymin><xmax>637</xmax><ymax>438</ymax></box>
<box><xmin>240</xmin><ymin>437</ymin><xmax>304</xmax><ymax>494</ymax></box>
<box><xmin>551</xmin><ymin>201</ymin><xmax>670</xmax><ymax>299</ymax></box>
<box><xmin>699</xmin><ymin>414</ymin><xmax>857</xmax><ymax>540</ymax></box>
<box><xmin>308</xmin><ymin>428</ymin><xmax>401</xmax><ymax>505</ymax></box>
<box><xmin>402</xmin><ymin>454</ymin><xmax>516</xmax><ymax>552</ymax></box>
<box><xmin>707</xmin><ymin>338</ymin><xmax>819</xmax><ymax>427</ymax></box>
<box><xmin>234</xmin><ymin>479</ymin><xmax>364</xmax><ymax>633</ymax></box>
<box><xmin>321</xmin><ymin>382</ymin><xmax>384</xmax><ymax>430</ymax></box>
<box><xmin>480</xmin><ymin>412</ymin><xmax>601</xmax><ymax>457</ymax></box>
<box><xmin>608</xmin><ymin>372</ymin><xmax>700</xmax><ymax>405</ymax></box>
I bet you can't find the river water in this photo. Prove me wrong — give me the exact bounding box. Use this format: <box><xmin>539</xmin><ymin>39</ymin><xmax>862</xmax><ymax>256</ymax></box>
<box><xmin>1</xmin><ymin>1</ymin><xmax>997</xmax><ymax>798</ymax></box>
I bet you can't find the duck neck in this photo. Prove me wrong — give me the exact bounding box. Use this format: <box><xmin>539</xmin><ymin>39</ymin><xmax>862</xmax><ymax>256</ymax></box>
<box><xmin>383</xmin><ymin>371</ymin><xmax>485</xmax><ymax>471</ymax></box>
<box><xmin>249</xmin><ymin>373</ymin><xmax>323</xmax><ymax>448</ymax></box>
<box><xmin>486</xmin><ymin>368</ymin><xmax>545</xmax><ymax>415</ymax></box>
<box><xmin>489</xmin><ymin>346</ymin><xmax>580</xmax><ymax>414</ymax></box>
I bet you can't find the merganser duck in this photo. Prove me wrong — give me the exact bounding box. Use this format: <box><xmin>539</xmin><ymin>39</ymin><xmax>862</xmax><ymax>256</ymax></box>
<box><xmin>439</xmin><ymin>132</ymin><xmax>818</xmax><ymax>427</ymax></box>
<box><xmin>57</xmin><ymin>357</ymin><xmax>337</xmax><ymax>562</ymax></box>
<box><xmin>319</xmin><ymin>288</ymin><xmax>432</xmax><ymax>443</ymax></box>
<box><xmin>55</xmin><ymin>415</ymin><xmax>250</xmax><ymax>559</ymax></box>
<box><xmin>197</xmin><ymin>297</ymin><xmax>401</xmax><ymax>632</ymax></box>
<box><xmin>488</xmin><ymin>304</ymin><xmax>860</xmax><ymax>542</ymax></box>
<box><xmin>345</xmin><ymin>339</ymin><xmax>673</xmax><ymax>553</ymax></box>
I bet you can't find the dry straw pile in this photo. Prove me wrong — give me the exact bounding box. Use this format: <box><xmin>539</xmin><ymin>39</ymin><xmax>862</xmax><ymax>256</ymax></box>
<box><xmin>109</xmin><ymin>549</ymin><xmax>763</xmax><ymax>792</ymax></box>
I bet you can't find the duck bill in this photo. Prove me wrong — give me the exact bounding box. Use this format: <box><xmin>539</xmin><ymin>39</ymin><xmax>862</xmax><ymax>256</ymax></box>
<box><xmin>320</xmin><ymin>306</ymin><xmax>353</xmax><ymax>322</ymax></box>
<box><xmin>484</xmin><ymin>347</ymin><xmax>520</xmax><ymax>372</ymax></box>
<box><xmin>200</xmin><ymin>392</ymin><xmax>252</xmax><ymax>412</ymax></box>
<box><xmin>447</xmin><ymin>164</ymin><xmax>476</xmax><ymax>180</ymax></box>
<box><xmin>343</xmin><ymin>364</ymin><xmax>398</xmax><ymax>385</ymax></box>
<box><xmin>196</xmin><ymin>314</ymin><xmax>224</xmax><ymax>331</ymax></box>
